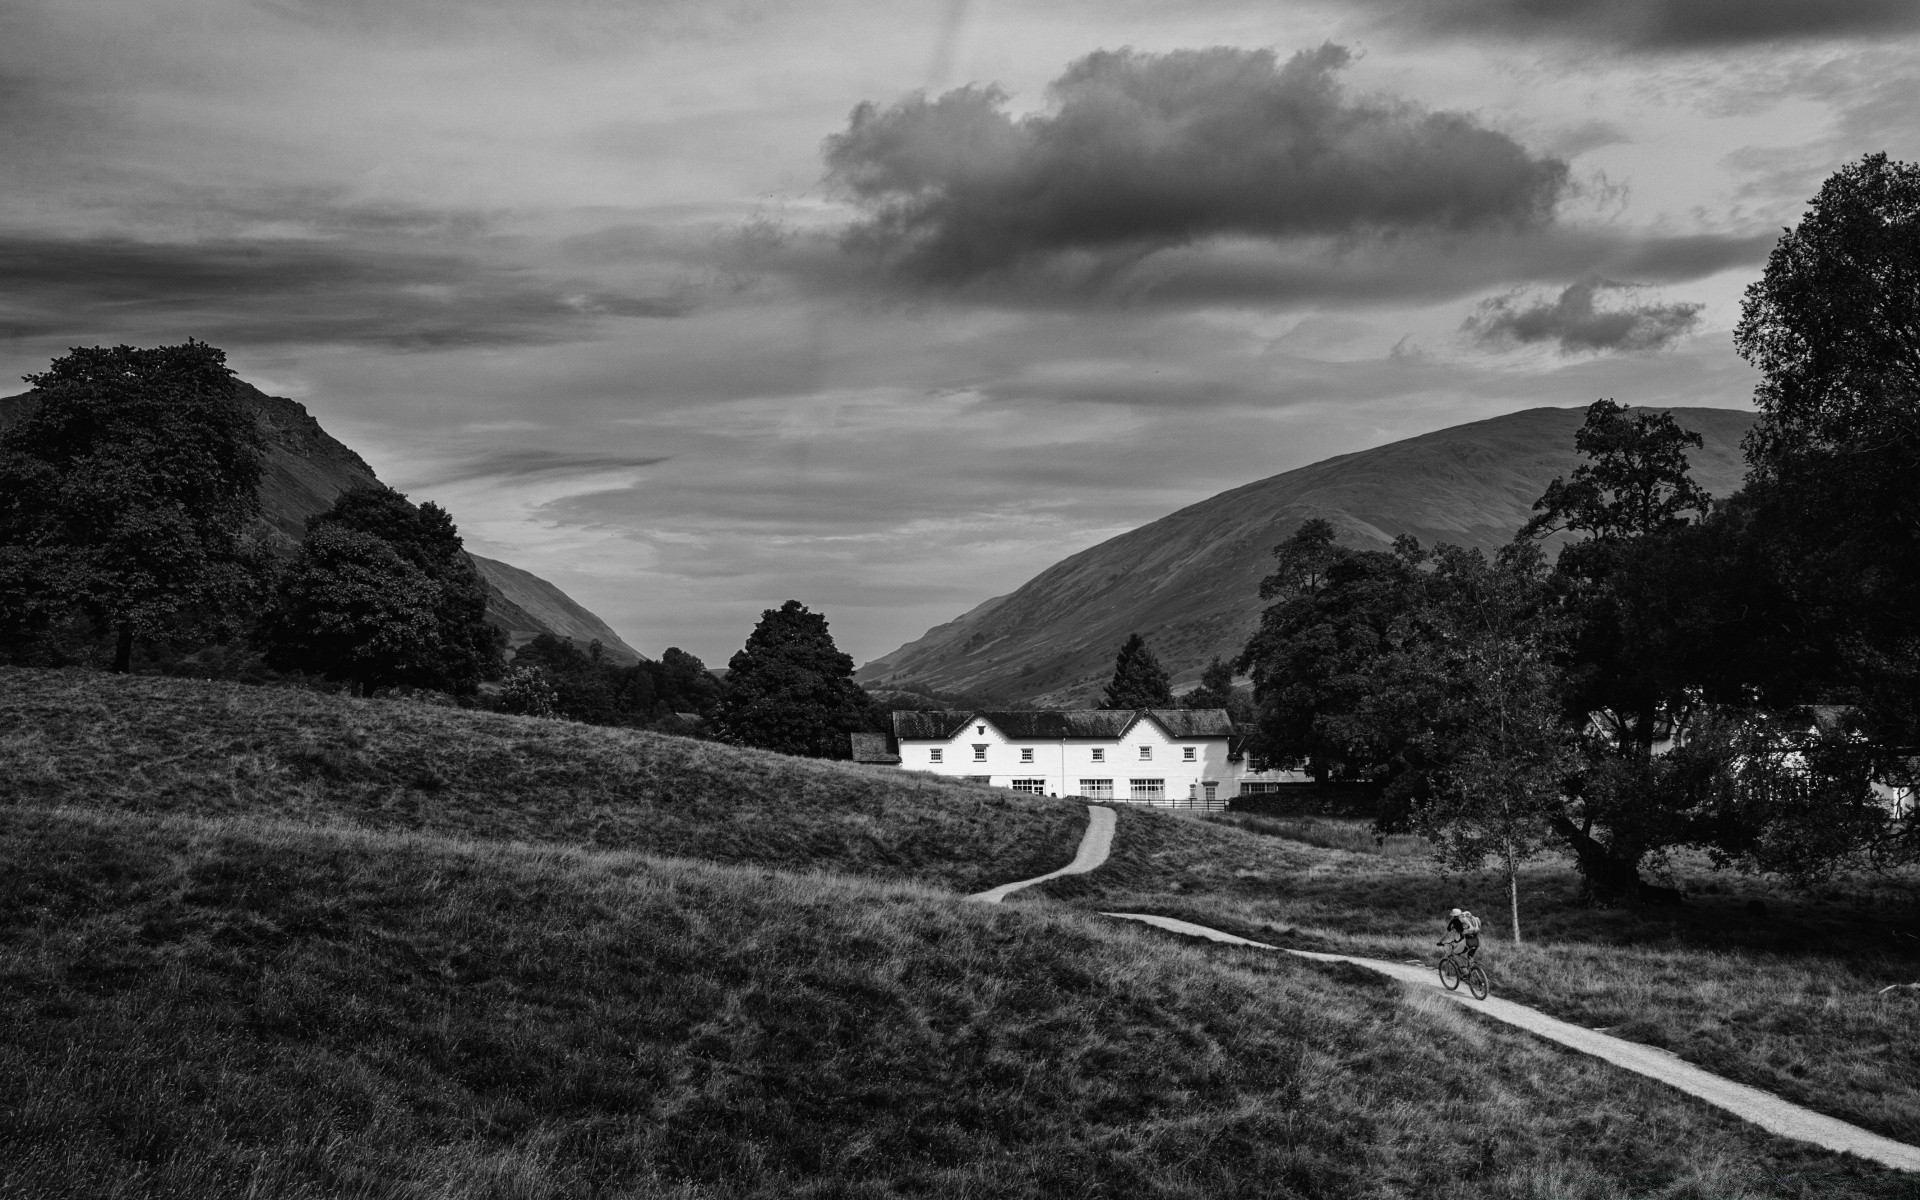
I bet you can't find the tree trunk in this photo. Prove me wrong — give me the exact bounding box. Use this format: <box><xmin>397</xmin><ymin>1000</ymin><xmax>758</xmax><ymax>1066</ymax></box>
<box><xmin>1548</xmin><ymin>812</ymin><xmax>1643</xmax><ymax>906</ymax></box>
<box><xmin>1505</xmin><ymin>837</ymin><xmax>1522</xmax><ymax>945</ymax></box>
<box><xmin>112</xmin><ymin>623</ymin><xmax>133</xmax><ymax>673</ymax></box>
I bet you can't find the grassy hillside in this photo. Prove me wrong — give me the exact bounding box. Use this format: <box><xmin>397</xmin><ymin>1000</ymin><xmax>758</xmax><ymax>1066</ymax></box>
<box><xmin>0</xmin><ymin>668</ymin><xmax>1086</xmax><ymax>894</ymax></box>
<box><xmin>3</xmin><ymin>806</ymin><xmax>1909</xmax><ymax>1200</ymax></box>
<box><xmin>1041</xmin><ymin>809</ymin><xmax>1920</xmax><ymax>1147</ymax></box>
<box><xmin>857</xmin><ymin>405</ymin><xmax>1755</xmax><ymax>705</ymax></box>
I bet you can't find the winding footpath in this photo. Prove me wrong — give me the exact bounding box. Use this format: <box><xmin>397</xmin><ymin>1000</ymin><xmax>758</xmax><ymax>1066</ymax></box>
<box><xmin>988</xmin><ymin>804</ymin><xmax>1920</xmax><ymax>1174</ymax></box>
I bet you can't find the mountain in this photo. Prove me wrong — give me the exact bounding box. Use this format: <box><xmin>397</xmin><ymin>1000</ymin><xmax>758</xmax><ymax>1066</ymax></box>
<box><xmin>0</xmin><ymin>381</ymin><xmax>641</xmax><ymax>665</ymax></box>
<box><xmin>857</xmin><ymin>405</ymin><xmax>1757</xmax><ymax>707</ymax></box>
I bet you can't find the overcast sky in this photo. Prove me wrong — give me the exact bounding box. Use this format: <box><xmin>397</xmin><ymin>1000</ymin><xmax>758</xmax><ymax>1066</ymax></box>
<box><xmin>6</xmin><ymin>0</ymin><xmax>1918</xmax><ymax>666</ymax></box>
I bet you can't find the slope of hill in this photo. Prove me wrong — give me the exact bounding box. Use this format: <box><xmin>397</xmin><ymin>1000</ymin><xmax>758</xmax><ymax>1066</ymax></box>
<box><xmin>0</xmin><ymin>382</ymin><xmax>641</xmax><ymax>664</ymax></box>
<box><xmin>0</xmin><ymin>667</ymin><xmax>1090</xmax><ymax>891</ymax></box>
<box><xmin>858</xmin><ymin>405</ymin><xmax>1756</xmax><ymax>706</ymax></box>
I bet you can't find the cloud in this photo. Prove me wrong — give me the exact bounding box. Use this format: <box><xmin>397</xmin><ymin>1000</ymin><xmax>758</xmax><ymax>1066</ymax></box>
<box><xmin>415</xmin><ymin>449</ymin><xmax>672</xmax><ymax>488</ymax></box>
<box><xmin>0</xmin><ymin>230</ymin><xmax>690</xmax><ymax>349</ymax></box>
<box><xmin>823</xmin><ymin>44</ymin><xmax>1570</xmax><ymax>284</ymax></box>
<box><xmin>1464</xmin><ymin>277</ymin><xmax>1704</xmax><ymax>353</ymax></box>
<box><xmin>1362</xmin><ymin>0</ymin><xmax>1920</xmax><ymax>49</ymax></box>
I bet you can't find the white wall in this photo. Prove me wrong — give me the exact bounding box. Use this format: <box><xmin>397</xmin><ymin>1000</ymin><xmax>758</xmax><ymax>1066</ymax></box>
<box><xmin>899</xmin><ymin>716</ymin><xmax>1246</xmax><ymax>801</ymax></box>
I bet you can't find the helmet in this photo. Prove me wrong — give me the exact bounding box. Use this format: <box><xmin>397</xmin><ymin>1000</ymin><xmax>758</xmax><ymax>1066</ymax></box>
<box><xmin>1449</xmin><ymin>908</ymin><xmax>1462</xmax><ymax>917</ymax></box>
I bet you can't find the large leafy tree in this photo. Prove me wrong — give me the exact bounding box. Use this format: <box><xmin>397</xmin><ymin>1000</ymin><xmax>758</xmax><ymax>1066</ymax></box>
<box><xmin>713</xmin><ymin>600</ymin><xmax>879</xmax><ymax>758</ymax></box>
<box><xmin>0</xmin><ymin>341</ymin><xmax>267</xmax><ymax>671</ymax></box>
<box><xmin>1237</xmin><ymin>520</ymin><xmax>1435</xmax><ymax>783</ymax></box>
<box><xmin>1733</xmin><ymin>152</ymin><xmax>1920</xmax><ymax>752</ymax></box>
<box><xmin>1101</xmin><ymin>632</ymin><xmax>1174</xmax><ymax>709</ymax></box>
<box><xmin>260</xmin><ymin>485</ymin><xmax>503</xmax><ymax>695</ymax></box>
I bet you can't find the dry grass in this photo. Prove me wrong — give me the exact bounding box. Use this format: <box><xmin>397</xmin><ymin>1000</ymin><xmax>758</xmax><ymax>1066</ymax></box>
<box><xmin>1</xmin><ymin>806</ymin><xmax>1911</xmax><ymax>1199</ymax></box>
<box><xmin>0</xmin><ymin>666</ymin><xmax>1085</xmax><ymax>894</ymax></box>
<box><xmin>1207</xmin><ymin>812</ymin><xmax>1428</xmax><ymax>857</ymax></box>
<box><xmin>1047</xmin><ymin>806</ymin><xmax>1920</xmax><ymax>1148</ymax></box>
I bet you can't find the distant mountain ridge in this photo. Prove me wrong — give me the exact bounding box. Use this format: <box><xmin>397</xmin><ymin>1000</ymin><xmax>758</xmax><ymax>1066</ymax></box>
<box><xmin>0</xmin><ymin>381</ymin><xmax>641</xmax><ymax>665</ymax></box>
<box><xmin>856</xmin><ymin>405</ymin><xmax>1758</xmax><ymax>707</ymax></box>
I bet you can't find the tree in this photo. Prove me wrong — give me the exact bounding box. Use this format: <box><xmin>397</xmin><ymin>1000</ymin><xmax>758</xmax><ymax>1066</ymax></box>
<box><xmin>1237</xmin><ymin>521</ymin><xmax>1436</xmax><ymax>783</ymax></box>
<box><xmin>1101</xmin><ymin>632</ymin><xmax>1174</xmax><ymax>709</ymax></box>
<box><xmin>498</xmin><ymin>665</ymin><xmax>560</xmax><ymax>718</ymax></box>
<box><xmin>1733</xmin><ymin>152</ymin><xmax>1920</xmax><ymax>755</ymax></box>
<box><xmin>1183</xmin><ymin>656</ymin><xmax>1251</xmax><ymax>722</ymax></box>
<box><xmin>0</xmin><ymin>341</ymin><xmax>267</xmax><ymax>671</ymax></box>
<box><xmin>712</xmin><ymin>600</ymin><xmax>879</xmax><ymax>757</ymax></box>
<box><xmin>260</xmin><ymin>485</ymin><xmax>503</xmax><ymax>695</ymax></box>
<box><xmin>1410</xmin><ymin>545</ymin><xmax>1574</xmax><ymax>943</ymax></box>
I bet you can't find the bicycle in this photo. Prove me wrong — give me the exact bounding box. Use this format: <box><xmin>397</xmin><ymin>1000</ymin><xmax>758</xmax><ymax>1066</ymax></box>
<box><xmin>1436</xmin><ymin>939</ymin><xmax>1490</xmax><ymax>1000</ymax></box>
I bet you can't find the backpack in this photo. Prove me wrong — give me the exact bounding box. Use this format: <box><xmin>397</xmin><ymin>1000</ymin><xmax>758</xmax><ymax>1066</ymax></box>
<box><xmin>1460</xmin><ymin>912</ymin><xmax>1481</xmax><ymax>935</ymax></box>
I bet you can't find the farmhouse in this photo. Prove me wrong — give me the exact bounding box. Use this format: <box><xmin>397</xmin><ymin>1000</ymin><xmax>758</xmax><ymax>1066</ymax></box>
<box><xmin>880</xmin><ymin>709</ymin><xmax>1307</xmax><ymax>804</ymax></box>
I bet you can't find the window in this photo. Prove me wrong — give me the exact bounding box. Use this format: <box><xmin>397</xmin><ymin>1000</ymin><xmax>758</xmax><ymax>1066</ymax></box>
<box><xmin>930</xmin><ymin>748</ymin><xmax>943</xmax><ymax>763</ymax></box>
<box><xmin>1183</xmin><ymin>746</ymin><xmax>1197</xmax><ymax>762</ymax></box>
<box><xmin>973</xmin><ymin>744</ymin><xmax>987</xmax><ymax>761</ymax></box>
<box><xmin>1241</xmin><ymin>781</ymin><xmax>1283</xmax><ymax>795</ymax></box>
<box><xmin>1012</xmin><ymin>778</ymin><xmax>1046</xmax><ymax>794</ymax></box>
<box><xmin>1080</xmin><ymin>778</ymin><xmax>1113</xmax><ymax>799</ymax></box>
<box><xmin>1091</xmin><ymin>747</ymin><xmax>1105</xmax><ymax>762</ymax></box>
<box><xmin>1138</xmin><ymin>746</ymin><xmax>1152</xmax><ymax>761</ymax></box>
<box><xmin>1020</xmin><ymin>747</ymin><xmax>1034</xmax><ymax>763</ymax></box>
<box><xmin>1130</xmin><ymin>778</ymin><xmax>1165</xmax><ymax>801</ymax></box>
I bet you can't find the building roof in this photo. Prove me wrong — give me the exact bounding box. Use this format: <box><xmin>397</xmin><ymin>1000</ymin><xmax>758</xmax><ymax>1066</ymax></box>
<box><xmin>891</xmin><ymin>709</ymin><xmax>1234</xmax><ymax>741</ymax></box>
<box><xmin>848</xmin><ymin>731</ymin><xmax>901</xmax><ymax>764</ymax></box>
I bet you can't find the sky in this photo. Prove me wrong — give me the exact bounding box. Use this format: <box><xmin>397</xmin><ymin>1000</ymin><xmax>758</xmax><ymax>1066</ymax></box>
<box><xmin>6</xmin><ymin>0</ymin><xmax>1920</xmax><ymax>667</ymax></box>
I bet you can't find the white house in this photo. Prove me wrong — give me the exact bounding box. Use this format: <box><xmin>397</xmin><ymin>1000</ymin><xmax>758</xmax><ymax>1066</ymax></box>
<box><xmin>883</xmin><ymin>709</ymin><xmax>1306</xmax><ymax>805</ymax></box>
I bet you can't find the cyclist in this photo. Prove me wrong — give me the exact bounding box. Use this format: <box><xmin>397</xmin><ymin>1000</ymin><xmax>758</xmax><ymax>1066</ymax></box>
<box><xmin>1439</xmin><ymin>907</ymin><xmax>1481</xmax><ymax>960</ymax></box>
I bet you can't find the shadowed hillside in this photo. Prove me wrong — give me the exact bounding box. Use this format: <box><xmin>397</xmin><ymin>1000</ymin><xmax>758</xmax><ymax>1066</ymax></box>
<box><xmin>0</xmin><ymin>381</ymin><xmax>640</xmax><ymax>664</ymax></box>
<box><xmin>857</xmin><ymin>405</ymin><xmax>1755</xmax><ymax>706</ymax></box>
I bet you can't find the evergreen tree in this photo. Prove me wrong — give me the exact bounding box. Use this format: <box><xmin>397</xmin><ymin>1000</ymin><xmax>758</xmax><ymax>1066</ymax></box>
<box><xmin>1182</xmin><ymin>656</ymin><xmax>1237</xmax><ymax>711</ymax></box>
<box><xmin>260</xmin><ymin>485</ymin><xmax>503</xmax><ymax>695</ymax></box>
<box><xmin>712</xmin><ymin>600</ymin><xmax>879</xmax><ymax>758</ymax></box>
<box><xmin>1101</xmin><ymin>632</ymin><xmax>1174</xmax><ymax>709</ymax></box>
<box><xmin>0</xmin><ymin>341</ymin><xmax>267</xmax><ymax>670</ymax></box>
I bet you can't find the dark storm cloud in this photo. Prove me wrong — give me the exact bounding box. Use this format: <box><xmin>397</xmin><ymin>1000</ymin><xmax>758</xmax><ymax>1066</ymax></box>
<box><xmin>0</xmin><ymin>231</ymin><xmax>688</xmax><ymax>349</ymax></box>
<box><xmin>416</xmin><ymin>450</ymin><xmax>673</xmax><ymax>488</ymax></box>
<box><xmin>1464</xmin><ymin>277</ymin><xmax>1704</xmax><ymax>352</ymax></box>
<box><xmin>823</xmin><ymin>44</ymin><xmax>1570</xmax><ymax>283</ymax></box>
<box><xmin>1364</xmin><ymin>0</ymin><xmax>1920</xmax><ymax>49</ymax></box>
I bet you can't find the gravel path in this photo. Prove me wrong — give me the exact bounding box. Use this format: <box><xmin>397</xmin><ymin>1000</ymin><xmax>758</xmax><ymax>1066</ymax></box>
<box><xmin>966</xmin><ymin>804</ymin><xmax>1115</xmax><ymax>903</ymax></box>
<box><xmin>972</xmin><ymin>802</ymin><xmax>1920</xmax><ymax>1172</ymax></box>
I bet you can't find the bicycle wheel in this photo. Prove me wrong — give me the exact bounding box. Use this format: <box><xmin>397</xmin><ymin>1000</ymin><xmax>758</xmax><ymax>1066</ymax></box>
<box><xmin>1466</xmin><ymin>964</ymin><xmax>1489</xmax><ymax>1000</ymax></box>
<box><xmin>1438</xmin><ymin>956</ymin><xmax>1461</xmax><ymax>990</ymax></box>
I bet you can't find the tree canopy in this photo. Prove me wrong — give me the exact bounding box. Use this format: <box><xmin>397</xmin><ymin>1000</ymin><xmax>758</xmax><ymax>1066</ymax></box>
<box><xmin>1101</xmin><ymin>632</ymin><xmax>1174</xmax><ymax>709</ymax></box>
<box><xmin>0</xmin><ymin>341</ymin><xmax>267</xmax><ymax>670</ymax></box>
<box><xmin>259</xmin><ymin>484</ymin><xmax>503</xmax><ymax>695</ymax></box>
<box><xmin>712</xmin><ymin>600</ymin><xmax>879</xmax><ymax>758</ymax></box>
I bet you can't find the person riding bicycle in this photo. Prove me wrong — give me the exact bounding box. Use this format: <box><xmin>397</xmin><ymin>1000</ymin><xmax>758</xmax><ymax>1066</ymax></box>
<box><xmin>1439</xmin><ymin>907</ymin><xmax>1481</xmax><ymax>960</ymax></box>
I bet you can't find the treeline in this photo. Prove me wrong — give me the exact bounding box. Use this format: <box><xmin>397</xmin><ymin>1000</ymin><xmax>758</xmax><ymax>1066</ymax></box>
<box><xmin>1235</xmin><ymin>154</ymin><xmax>1920</xmax><ymax>924</ymax></box>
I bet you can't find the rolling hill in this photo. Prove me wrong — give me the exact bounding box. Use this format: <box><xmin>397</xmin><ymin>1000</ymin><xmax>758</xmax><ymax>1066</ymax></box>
<box><xmin>0</xmin><ymin>381</ymin><xmax>640</xmax><ymax>664</ymax></box>
<box><xmin>857</xmin><ymin>405</ymin><xmax>1757</xmax><ymax>706</ymax></box>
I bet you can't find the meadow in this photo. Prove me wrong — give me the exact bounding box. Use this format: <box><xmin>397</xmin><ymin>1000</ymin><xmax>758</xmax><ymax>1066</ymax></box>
<box><xmin>3</xmin><ymin>666</ymin><xmax>1918</xmax><ymax>1198</ymax></box>
<box><xmin>1041</xmin><ymin>808</ymin><xmax>1920</xmax><ymax>1147</ymax></box>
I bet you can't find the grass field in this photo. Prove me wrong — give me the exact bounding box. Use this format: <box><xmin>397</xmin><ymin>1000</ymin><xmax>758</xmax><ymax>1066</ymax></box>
<box><xmin>0</xmin><ymin>667</ymin><xmax>1086</xmax><ymax>894</ymax></box>
<box><xmin>4</xmin><ymin>668</ymin><xmax>1918</xmax><ymax>1196</ymax></box>
<box><xmin>1042</xmin><ymin>808</ymin><xmax>1920</xmax><ymax>1148</ymax></box>
<box><xmin>4</xmin><ymin>806</ymin><xmax>1913</xmax><ymax>1200</ymax></box>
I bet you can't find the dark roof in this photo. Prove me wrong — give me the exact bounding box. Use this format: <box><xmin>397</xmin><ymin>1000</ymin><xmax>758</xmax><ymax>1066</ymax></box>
<box><xmin>848</xmin><ymin>732</ymin><xmax>901</xmax><ymax>764</ymax></box>
<box><xmin>892</xmin><ymin>709</ymin><xmax>1233</xmax><ymax>740</ymax></box>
